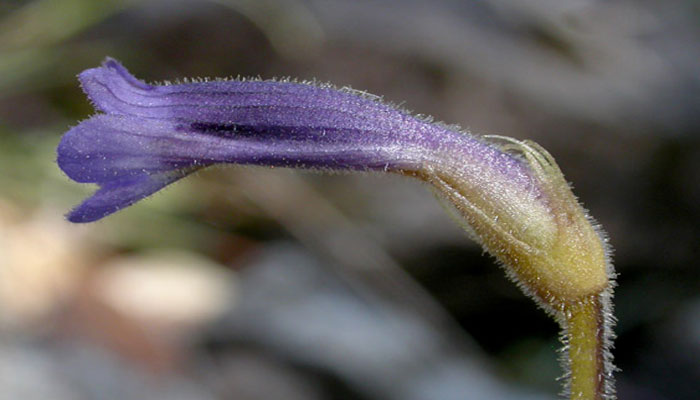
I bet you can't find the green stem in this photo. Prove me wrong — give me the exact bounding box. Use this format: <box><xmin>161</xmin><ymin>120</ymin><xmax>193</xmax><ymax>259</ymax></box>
<box><xmin>562</xmin><ymin>293</ymin><xmax>615</xmax><ymax>400</ymax></box>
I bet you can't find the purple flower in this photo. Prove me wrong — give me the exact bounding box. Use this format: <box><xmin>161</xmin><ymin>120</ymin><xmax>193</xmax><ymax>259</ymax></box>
<box><xmin>58</xmin><ymin>58</ymin><xmax>610</xmax><ymax>301</ymax></box>
<box><xmin>57</xmin><ymin>58</ymin><xmax>616</xmax><ymax>398</ymax></box>
<box><xmin>58</xmin><ymin>58</ymin><xmax>534</xmax><ymax>224</ymax></box>
<box><xmin>61</xmin><ymin>59</ymin><xmax>606</xmax><ymax>298</ymax></box>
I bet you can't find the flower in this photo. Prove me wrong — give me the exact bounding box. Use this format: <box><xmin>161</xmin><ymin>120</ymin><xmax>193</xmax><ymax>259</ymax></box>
<box><xmin>58</xmin><ymin>58</ymin><xmax>615</xmax><ymax>399</ymax></box>
<box><xmin>58</xmin><ymin>57</ymin><xmax>610</xmax><ymax>304</ymax></box>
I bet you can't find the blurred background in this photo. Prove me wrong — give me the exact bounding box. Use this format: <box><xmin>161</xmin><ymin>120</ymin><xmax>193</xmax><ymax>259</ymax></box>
<box><xmin>1</xmin><ymin>0</ymin><xmax>699</xmax><ymax>399</ymax></box>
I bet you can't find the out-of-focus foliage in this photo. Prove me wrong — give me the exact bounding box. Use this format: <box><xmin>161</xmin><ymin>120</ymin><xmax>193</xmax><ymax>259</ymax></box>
<box><xmin>0</xmin><ymin>1</ymin><xmax>698</xmax><ymax>399</ymax></box>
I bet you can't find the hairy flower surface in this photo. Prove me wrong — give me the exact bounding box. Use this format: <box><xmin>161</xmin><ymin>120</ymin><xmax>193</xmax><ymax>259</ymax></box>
<box><xmin>58</xmin><ymin>58</ymin><xmax>615</xmax><ymax>399</ymax></box>
<box><xmin>59</xmin><ymin>60</ymin><xmax>532</xmax><ymax>223</ymax></box>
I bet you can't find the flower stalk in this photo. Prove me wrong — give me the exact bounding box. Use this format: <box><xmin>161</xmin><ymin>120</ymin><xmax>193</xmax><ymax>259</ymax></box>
<box><xmin>57</xmin><ymin>58</ymin><xmax>616</xmax><ymax>399</ymax></box>
<box><xmin>562</xmin><ymin>292</ymin><xmax>616</xmax><ymax>400</ymax></box>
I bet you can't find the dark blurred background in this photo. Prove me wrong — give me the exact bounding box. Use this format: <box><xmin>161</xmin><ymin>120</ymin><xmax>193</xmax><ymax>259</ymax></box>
<box><xmin>1</xmin><ymin>1</ymin><xmax>698</xmax><ymax>399</ymax></box>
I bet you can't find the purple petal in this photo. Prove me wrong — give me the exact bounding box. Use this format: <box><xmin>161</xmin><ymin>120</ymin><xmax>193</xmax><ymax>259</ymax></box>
<box><xmin>65</xmin><ymin>168</ymin><xmax>196</xmax><ymax>223</ymax></box>
<box><xmin>58</xmin><ymin>115</ymin><xmax>202</xmax><ymax>183</ymax></box>
<box><xmin>59</xmin><ymin>58</ymin><xmax>537</xmax><ymax>222</ymax></box>
<box><xmin>80</xmin><ymin>58</ymin><xmax>423</xmax><ymax>135</ymax></box>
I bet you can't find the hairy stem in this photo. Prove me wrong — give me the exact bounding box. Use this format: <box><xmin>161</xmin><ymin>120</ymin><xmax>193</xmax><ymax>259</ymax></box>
<box><xmin>562</xmin><ymin>293</ymin><xmax>614</xmax><ymax>400</ymax></box>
